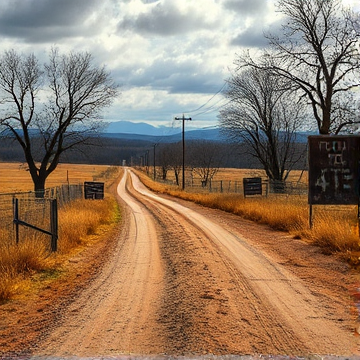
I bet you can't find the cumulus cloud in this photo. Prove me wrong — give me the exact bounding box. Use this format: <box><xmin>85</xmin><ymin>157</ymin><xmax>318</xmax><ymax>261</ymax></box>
<box><xmin>0</xmin><ymin>0</ymin><xmax>285</xmax><ymax>125</ymax></box>
<box><xmin>117</xmin><ymin>57</ymin><xmax>222</xmax><ymax>95</ymax></box>
<box><xmin>118</xmin><ymin>1</ymin><xmax>217</xmax><ymax>36</ymax></box>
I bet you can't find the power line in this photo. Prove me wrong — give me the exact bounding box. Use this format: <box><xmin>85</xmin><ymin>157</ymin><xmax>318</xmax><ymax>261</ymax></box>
<box><xmin>190</xmin><ymin>98</ymin><xmax>230</xmax><ymax>118</ymax></box>
<box><xmin>186</xmin><ymin>83</ymin><xmax>226</xmax><ymax>114</ymax></box>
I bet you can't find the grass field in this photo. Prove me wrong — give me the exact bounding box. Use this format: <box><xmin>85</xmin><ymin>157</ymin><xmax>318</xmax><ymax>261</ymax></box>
<box><xmin>0</xmin><ymin>162</ymin><xmax>113</xmax><ymax>193</ymax></box>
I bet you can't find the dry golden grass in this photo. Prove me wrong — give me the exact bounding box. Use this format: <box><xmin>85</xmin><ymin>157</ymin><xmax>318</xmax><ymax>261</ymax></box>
<box><xmin>0</xmin><ymin>239</ymin><xmax>51</xmax><ymax>300</ymax></box>
<box><xmin>58</xmin><ymin>197</ymin><xmax>118</xmax><ymax>253</ymax></box>
<box><xmin>0</xmin><ymin>162</ymin><xmax>121</xmax><ymax>302</ymax></box>
<box><xmin>135</xmin><ymin>168</ymin><xmax>360</xmax><ymax>264</ymax></box>
<box><xmin>0</xmin><ymin>162</ymin><xmax>112</xmax><ymax>193</ymax></box>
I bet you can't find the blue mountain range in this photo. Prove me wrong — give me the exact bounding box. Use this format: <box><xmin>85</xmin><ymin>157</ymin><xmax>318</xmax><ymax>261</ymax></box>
<box><xmin>104</xmin><ymin>120</ymin><xmax>310</xmax><ymax>143</ymax></box>
<box><xmin>104</xmin><ymin>120</ymin><xmax>225</xmax><ymax>142</ymax></box>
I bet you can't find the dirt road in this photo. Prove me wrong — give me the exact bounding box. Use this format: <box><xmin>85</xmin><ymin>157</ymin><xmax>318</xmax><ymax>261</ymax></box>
<box><xmin>29</xmin><ymin>169</ymin><xmax>359</xmax><ymax>356</ymax></box>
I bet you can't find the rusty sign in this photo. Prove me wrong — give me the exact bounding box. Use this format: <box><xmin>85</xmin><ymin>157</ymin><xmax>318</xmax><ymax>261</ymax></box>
<box><xmin>84</xmin><ymin>181</ymin><xmax>104</xmax><ymax>200</ymax></box>
<box><xmin>308</xmin><ymin>135</ymin><xmax>360</xmax><ymax>205</ymax></box>
<box><xmin>243</xmin><ymin>177</ymin><xmax>262</xmax><ymax>197</ymax></box>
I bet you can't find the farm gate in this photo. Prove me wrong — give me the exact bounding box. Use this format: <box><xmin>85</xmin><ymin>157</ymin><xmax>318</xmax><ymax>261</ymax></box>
<box><xmin>0</xmin><ymin>184</ymin><xmax>83</xmax><ymax>251</ymax></box>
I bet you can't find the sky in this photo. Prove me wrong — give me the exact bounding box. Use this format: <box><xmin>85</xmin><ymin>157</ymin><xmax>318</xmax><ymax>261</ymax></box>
<box><xmin>0</xmin><ymin>0</ymin><xmax>359</xmax><ymax>131</ymax></box>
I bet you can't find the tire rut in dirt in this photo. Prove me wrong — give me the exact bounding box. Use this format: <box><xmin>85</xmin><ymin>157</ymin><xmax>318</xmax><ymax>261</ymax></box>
<box><xmin>140</xmin><ymin>196</ymin><xmax>306</xmax><ymax>355</ymax></box>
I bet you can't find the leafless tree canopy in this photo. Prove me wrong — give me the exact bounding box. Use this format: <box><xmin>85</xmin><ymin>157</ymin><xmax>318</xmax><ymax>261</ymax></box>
<box><xmin>219</xmin><ymin>65</ymin><xmax>306</xmax><ymax>182</ymax></box>
<box><xmin>157</xmin><ymin>142</ymin><xmax>183</xmax><ymax>185</ymax></box>
<box><xmin>188</xmin><ymin>140</ymin><xmax>225</xmax><ymax>186</ymax></box>
<box><xmin>0</xmin><ymin>49</ymin><xmax>119</xmax><ymax>193</ymax></box>
<box><xmin>239</xmin><ymin>0</ymin><xmax>360</xmax><ymax>134</ymax></box>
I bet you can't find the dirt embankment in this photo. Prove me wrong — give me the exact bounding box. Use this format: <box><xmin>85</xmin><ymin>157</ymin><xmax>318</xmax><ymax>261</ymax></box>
<box><xmin>0</xmin><ymin>168</ymin><xmax>359</xmax><ymax>357</ymax></box>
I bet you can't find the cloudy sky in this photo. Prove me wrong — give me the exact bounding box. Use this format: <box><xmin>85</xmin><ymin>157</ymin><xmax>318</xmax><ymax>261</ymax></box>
<box><xmin>0</xmin><ymin>0</ymin><xmax>359</xmax><ymax>130</ymax></box>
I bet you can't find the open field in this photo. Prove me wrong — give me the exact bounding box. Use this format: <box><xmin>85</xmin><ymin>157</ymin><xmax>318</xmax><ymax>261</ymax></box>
<box><xmin>145</xmin><ymin>166</ymin><xmax>308</xmax><ymax>184</ymax></box>
<box><xmin>0</xmin><ymin>162</ymin><xmax>113</xmax><ymax>193</ymax></box>
<box><xmin>209</xmin><ymin>168</ymin><xmax>307</xmax><ymax>183</ymax></box>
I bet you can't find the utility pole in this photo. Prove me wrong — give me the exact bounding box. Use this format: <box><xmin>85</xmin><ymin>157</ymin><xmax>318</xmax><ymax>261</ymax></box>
<box><xmin>145</xmin><ymin>150</ymin><xmax>149</xmax><ymax>175</ymax></box>
<box><xmin>153</xmin><ymin>143</ymin><xmax>158</xmax><ymax>180</ymax></box>
<box><xmin>174</xmin><ymin>114</ymin><xmax>191</xmax><ymax>190</ymax></box>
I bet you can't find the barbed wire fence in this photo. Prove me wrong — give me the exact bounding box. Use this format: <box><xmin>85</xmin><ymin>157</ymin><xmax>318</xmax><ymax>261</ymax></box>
<box><xmin>0</xmin><ymin>184</ymin><xmax>83</xmax><ymax>250</ymax></box>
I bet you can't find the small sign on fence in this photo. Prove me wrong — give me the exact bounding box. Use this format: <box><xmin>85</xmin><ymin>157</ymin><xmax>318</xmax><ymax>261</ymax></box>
<box><xmin>243</xmin><ymin>177</ymin><xmax>262</xmax><ymax>197</ymax></box>
<box><xmin>84</xmin><ymin>182</ymin><xmax>104</xmax><ymax>199</ymax></box>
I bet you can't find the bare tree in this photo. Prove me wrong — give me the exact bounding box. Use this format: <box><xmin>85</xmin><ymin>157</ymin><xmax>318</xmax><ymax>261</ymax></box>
<box><xmin>157</xmin><ymin>143</ymin><xmax>173</xmax><ymax>180</ymax></box>
<box><xmin>238</xmin><ymin>0</ymin><xmax>360</xmax><ymax>134</ymax></box>
<box><xmin>188</xmin><ymin>140</ymin><xmax>225</xmax><ymax>187</ymax></box>
<box><xmin>169</xmin><ymin>142</ymin><xmax>183</xmax><ymax>186</ymax></box>
<box><xmin>0</xmin><ymin>49</ymin><xmax>118</xmax><ymax>194</ymax></box>
<box><xmin>219</xmin><ymin>65</ymin><xmax>306</xmax><ymax>182</ymax></box>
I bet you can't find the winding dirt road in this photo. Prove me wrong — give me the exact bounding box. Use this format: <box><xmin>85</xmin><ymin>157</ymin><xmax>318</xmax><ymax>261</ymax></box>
<box><xmin>32</xmin><ymin>168</ymin><xmax>359</xmax><ymax>357</ymax></box>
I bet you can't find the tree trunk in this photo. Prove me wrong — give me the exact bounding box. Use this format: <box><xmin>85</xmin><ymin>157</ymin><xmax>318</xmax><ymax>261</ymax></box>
<box><xmin>174</xmin><ymin>170</ymin><xmax>179</xmax><ymax>186</ymax></box>
<box><xmin>320</xmin><ymin>107</ymin><xmax>331</xmax><ymax>134</ymax></box>
<box><xmin>32</xmin><ymin>173</ymin><xmax>47</xmax><ymax>198</ymax></box>
<box><xmin>162</xmin><ymin>167</ymin><xmax>167</xmax><ymax>180</ymax></box>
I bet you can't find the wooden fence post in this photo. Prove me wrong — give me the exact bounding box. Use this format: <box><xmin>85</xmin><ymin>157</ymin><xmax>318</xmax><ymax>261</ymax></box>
<box><xmin>13</xmin><ymin>197</ymin><xmax>19</xmax><ymax>245</ymax></box>
<box><xmin>50</xmin><ymin>199</ymin><xmax>58</xmax><ymax>252</ymax></box>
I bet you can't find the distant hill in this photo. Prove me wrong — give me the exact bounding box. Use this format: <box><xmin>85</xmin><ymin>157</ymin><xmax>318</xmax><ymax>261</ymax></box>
<box><xmin>105</xmin><ymin>121</ymin><xmax>181</xmax><ymax>136</ymax></box>
<box><xmin>104</xmin><ymin>121</ymin><xmax>311</xmax><ymax>143</ymax></box>
<box><xmin>104</xmin><ymin>121</ymin><xmax>224</xmax><ymax>142</ymax></box>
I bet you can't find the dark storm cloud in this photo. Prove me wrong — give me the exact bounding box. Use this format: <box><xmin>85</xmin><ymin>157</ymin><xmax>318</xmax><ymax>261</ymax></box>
<box><xmin>222</xmin><ymin>0</ymin><xmax>268</xmax><ymax>15</ymax></box>
<box><xmin>115</xmin><ymin>58</ymin><xmax>222</xmax><ymax>95</ymax></box>
<box><xmin>231</xmin><ymin>26</ymin><xmax>270</xmax><ymax>48</ymax></box>
<box><xmin>0</xmin><ymin>0</ymin><xmax>99</xmax><ymax>42</ymax></box>
<box><xmin>118</xmin><ymin>2</ymin><xmax>215</xmax><ymax>36</ymax></box>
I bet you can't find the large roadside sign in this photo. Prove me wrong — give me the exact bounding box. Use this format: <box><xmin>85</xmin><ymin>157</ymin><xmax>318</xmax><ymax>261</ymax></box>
<box><xmin>308</xmin><ymin>135</ymin><xmax>360</xmax><ymax>205</ymax></box>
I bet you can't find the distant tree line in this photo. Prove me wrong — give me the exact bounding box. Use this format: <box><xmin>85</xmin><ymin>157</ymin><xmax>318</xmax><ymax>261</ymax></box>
<box><xmin>0</xmin><ymin>134</ymin><xmax>307</xmax><ymax>188</ymax></box>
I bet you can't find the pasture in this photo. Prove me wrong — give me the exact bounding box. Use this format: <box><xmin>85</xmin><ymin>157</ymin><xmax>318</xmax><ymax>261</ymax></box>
<box><xmin>0</xmin><ymin>163</ymin><xmax>112</xmax><ymax>193</ymax></box>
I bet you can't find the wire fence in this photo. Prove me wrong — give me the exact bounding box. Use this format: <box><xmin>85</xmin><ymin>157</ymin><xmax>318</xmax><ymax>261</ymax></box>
<box><xmin>157</xmin><ymin>177</ymin><xmax>308</xmax><ymax>196</ymax></box>
<box><xmin>0</xmin><ymin>184</ymin><xmax>83</xmax><ymax>248</ymax></box>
